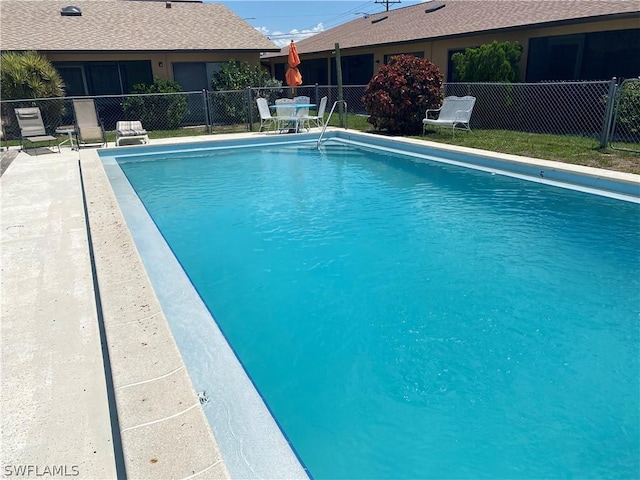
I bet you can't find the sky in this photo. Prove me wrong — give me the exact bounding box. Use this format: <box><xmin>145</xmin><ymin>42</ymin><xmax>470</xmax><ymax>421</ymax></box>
<box><xmin>217</xmin><ymin>0</ymin><xmax>429</xmax><ymax>48</ymax></box>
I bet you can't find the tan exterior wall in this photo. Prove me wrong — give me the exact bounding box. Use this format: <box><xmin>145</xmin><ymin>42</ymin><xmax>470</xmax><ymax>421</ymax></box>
<box><xmin>44</xmin><ymin>51</ymin><xmax>261</xmax><ymax>81</ymax></box>
<box><xmin>266</xmin><ymin>17</ymin><xmax>638</xmax><ymax>83</ymax></box>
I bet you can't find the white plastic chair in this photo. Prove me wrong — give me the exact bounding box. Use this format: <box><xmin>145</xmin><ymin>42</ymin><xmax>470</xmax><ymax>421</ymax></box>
<box><xmin>275</xmin><ymin>98</ymin><xmax>298</xmax><ymax>133</ymax></box>
<box><xmin>256</xmin><ymin>97</ymin><xmax>277</xmax><ymax>132</ymax></box>
<box><xmin>422</xmin><ymin>96</ymin><xmax>476</xmax><ymax>136</ymax></box>
<box><xmin>303</xmin><ymin>96</ymin><xmax>328</xmax><ymax>128</ymax></box>
<box><xmin>293</xmin><ymin>96</ymin><xmax>310</xmax><ymax>131</ymax></box>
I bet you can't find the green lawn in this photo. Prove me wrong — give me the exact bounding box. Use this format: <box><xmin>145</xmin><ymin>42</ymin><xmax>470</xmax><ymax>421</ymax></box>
<box><xmin>415</xmin><ymin>128</ymin><xmax>640</xmax><ymax>175</ymax></box>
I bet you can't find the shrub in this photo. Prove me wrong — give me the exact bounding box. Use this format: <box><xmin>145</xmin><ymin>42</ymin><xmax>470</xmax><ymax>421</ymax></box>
<box><xmin>211</xmin><ymin>60</ymin><xmax>274</xmax><ymax>91</ymax></box>
<box><xmin>211</xmin><ymin>60</ymin><xmax>281</xmax><ymax>124</ymax></box>
<box><xmin>254</xmin><ymin>78</ymin><xmax>285</xmax><ymax>106</ymax></box>
<box><xmin>1</xmin><ymin>51</ymin><xmax>66</xmax><ymax>131</ymax></box>
<box><xmin>616</xmin><ymin>81</ymin><xmax>640</xmax><ymax>137</ymax></box>
<box><xmin>451</xmin><ymin>41</ymin><xmax>523</xmax><ymax>82</ymax></box>
<box><xmin>122</xmin><ymin>78</ymin><xmax>187</xmax><ymax>130</ymax></box>
<box><xmin>363</xmin><ymin>55</ymin><xmax>443</xmax><ymax>135</ymax></box>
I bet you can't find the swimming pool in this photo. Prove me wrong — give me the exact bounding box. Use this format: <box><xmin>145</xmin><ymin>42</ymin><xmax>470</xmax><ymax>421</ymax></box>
<box><xmin>101</xmin><ymin>132</ymin><xmax>640</xmax><ymax>479</ymax></box>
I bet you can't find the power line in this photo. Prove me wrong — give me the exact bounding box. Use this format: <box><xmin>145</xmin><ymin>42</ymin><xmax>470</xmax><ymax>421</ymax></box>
<box><xmin>295</xmin><ymin>1</ymin><xmax>377</xmax><ymax>32</ymax></box>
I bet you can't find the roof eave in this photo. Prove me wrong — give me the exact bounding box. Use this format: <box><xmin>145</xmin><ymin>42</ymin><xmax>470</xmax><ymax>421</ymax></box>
<box><xmin>0</xmin><ymin>48</ymin><xmax>282</xmax><ymax>54</ymax></box>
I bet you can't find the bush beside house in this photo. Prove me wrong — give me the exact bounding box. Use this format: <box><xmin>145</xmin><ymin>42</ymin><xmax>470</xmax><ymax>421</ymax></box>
<box><xmin>451</xmin><ymin>41</ymin><xmax>523</xmax><ymax>82</ymax></box>
<box><xmin>211</xmin><ymin>60</ymin><xmax>282</xmax><ymax>124</ymax></box>
<box><xmin>122</xmin><ymin>78</ymin><xmax>188</xmax><ymax>130</ymax></box>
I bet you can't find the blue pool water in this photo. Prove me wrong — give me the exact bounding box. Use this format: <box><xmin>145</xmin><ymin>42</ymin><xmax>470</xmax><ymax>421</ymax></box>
<box><xmin>117</xmin><ymin>141</ymin><xmax>640</xmax><ymax>479</ymax></box>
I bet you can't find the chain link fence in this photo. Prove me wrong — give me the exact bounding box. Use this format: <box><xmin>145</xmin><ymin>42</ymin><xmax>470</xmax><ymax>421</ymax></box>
<box><xmin>1</xmin><ymin>80</ymin><xmax>637</xmax><ymax>153</ymax></box>
<box><xmin>609</xmin><ymin>78</ymin><xmax>640</xmax><ymax>153</ymax></box>
<box><xmin>0</xmin><ymin>91</ymin><xmax>211</xmax><ymax>142</ymax></box>
<box><xmin>444</xmin><ymin>80</ymin><xmax>613</xmax><ymax>138</ymax></box>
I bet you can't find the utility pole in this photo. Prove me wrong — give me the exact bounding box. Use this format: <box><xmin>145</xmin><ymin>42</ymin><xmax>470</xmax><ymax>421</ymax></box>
<box><xmin>374</xmin><ymin>0</ymin><xmax>401</xmax><ymax>11</ymax></box>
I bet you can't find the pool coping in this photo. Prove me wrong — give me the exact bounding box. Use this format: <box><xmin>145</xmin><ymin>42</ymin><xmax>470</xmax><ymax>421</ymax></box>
<box><xmin>338</xmin><ymin>131</ymin><xmax>640</xmax><ymax>202</ymax></box>
<box><xmin>80</xmin><ymin>150</ymin><xmax>232</xmax><ymax>479</ymax></box>
<box><xmin>88</xmin><ymin>129</ymin><xmax>639</xmax><ymax>479</ymax></box>
<box><xmin>97</xmin><ymin>152</ymin><xmax>310</xmax><ymax>479</ymax></box>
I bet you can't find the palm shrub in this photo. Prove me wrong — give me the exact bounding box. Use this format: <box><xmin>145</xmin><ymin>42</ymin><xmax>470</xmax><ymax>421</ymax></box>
<box><xmin>1</xmin><ymin>51</ymin><xmax>66</xmax><ymax>134</ymax></box>
<box><xmin>122</xmin><ymin>78</ymin><xmax>188</xmax><ymax>130</ymax></box>
<box><xmin>363</xmin><ymin>55</ymin><xmax>443</xmax><ymax>135</ymax></box>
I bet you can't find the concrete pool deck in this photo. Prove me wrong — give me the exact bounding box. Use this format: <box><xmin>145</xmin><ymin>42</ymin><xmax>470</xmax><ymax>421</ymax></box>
<box><xmin>2</xmin><ymin>131</ymin><xmax>639</xmax><ymax>479</ymax></box>
<box><xmin>1</xmin><ymin>140</ymin><xmax>235</xmax><ymax>479</ymax></box>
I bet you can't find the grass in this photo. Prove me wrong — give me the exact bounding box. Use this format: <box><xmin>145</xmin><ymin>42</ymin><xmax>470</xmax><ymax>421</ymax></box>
<box><xmin>415</xmin><ymin>128</ymin><xmax>640</xmax><ymax>175</ymax></box>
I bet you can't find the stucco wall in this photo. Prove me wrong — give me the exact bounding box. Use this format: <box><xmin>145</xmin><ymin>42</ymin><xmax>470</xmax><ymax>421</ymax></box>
<box><xmin>44</xmin><ymin>51</ymin><xmax>261</xmax><ymax>81</ymax></box>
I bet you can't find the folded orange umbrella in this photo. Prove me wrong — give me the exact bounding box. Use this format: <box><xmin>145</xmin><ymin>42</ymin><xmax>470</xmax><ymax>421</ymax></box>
<box><xmin>286</xmin><ymin>40</ymin><xmax>302</xmax><ymax>87</ymax></box>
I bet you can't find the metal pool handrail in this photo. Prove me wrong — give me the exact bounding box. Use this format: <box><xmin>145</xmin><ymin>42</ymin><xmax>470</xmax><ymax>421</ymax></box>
<box><xmin>317</xmin><ymin>100</ymin><xmax>348</xmax><ymax>148</ymax></box>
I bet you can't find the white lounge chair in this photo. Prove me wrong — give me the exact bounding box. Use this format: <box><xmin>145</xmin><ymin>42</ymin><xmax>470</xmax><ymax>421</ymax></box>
<box><xmin>14</xmin><ymin>107</ymin><xmax>60</xmax><ymax>155</ymax></box>
<box><xmin>256</xmin><ymin>97</ymin><xmax>277</xmax><ymax>132</ymax></box>
<box><xmin>116</xmin><ymin>120</ymin><xmax>149</xmax><ymax>146</ymax></box>
<box><xmin>422</xmin><ymin>96</ymin><xmax>476</xmax><ymax>136</ymax></box>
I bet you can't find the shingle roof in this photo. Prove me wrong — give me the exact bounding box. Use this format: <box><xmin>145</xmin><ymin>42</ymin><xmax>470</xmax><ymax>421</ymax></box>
<box><xmin>0</xmin><ymin>0</ymin><xmax>279</xmax><ymax>52</ymax></box>
<box><xmin>267</xmin><ymin>0</ymin><xmax>639</xmax><ymax>58</ymax></box>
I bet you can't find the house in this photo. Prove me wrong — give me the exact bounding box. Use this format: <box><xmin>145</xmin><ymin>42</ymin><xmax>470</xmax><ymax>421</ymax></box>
<box><xmin>0</xmin><ymin>0</ymin><xmax>279</xmax><ymax>96</ymax></box>
<box><xmin>262</xmin><ymin>0</ymin><xmax>640</xmax><ymax>85</ymax></box>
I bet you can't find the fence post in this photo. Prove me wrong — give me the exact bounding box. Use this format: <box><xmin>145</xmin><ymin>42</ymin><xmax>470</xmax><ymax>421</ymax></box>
<box><xmin>245</xmin><ymin>88</ymin><xmax>253</xmax><ymax>132</ymax></box>
<box><xmin>600</xmin><ymin>77</ymin><xmax>617</xmax><ymax>148</ymax></box>
<box><xmin>202</xmin><ymin>89</ymin><xmax>211</xmax><ymax>133</ymax></box>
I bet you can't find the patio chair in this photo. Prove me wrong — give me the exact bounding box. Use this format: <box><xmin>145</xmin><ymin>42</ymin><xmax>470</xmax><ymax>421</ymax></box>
<box><xmin>115</xmin><ymin>120</ymin><xmax>149</xmax><ymax>146</ymax></box>
<box><xmin>293</xmin><ymin>96</ymin><xmax>310</xmax><ymax>131</ymax></box>
<box><xmin>302</xmin><ymin>96</ymin><xmax>328</xmax><ymax>128</ymax></box>
<box><xmin>14</xmin><ymin>107</ymin><xmax>60</xmax><ymax>155</ymax></box>
<box><xmin>72</xmin><ymin>98</ymin><xmax>106</xmax><ymax>147</ymax></box>
<box><xmin>422</xmin><ymin>96</ymin><xmax>476</xmax><ymax>137</ymax></box>
<box><xmin>256</xmin><ymin>97</ymin><xmax>277</xmax><ymax>132</ymax></box>
<box><xmin>274</xmin><ymin>98</ymin><xmax>298</xmax><ymax>133</ymax></box>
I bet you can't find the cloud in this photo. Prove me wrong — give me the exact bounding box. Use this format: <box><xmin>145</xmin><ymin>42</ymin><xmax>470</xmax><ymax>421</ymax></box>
<box><xmin>255</xmin><ymin>23</ymin><xmax>324</xmax><ymax>48</ymax></box>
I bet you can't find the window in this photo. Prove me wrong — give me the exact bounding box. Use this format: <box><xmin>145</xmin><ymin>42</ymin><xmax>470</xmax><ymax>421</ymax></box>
<box><xmin>121</xmin><ymin>61</ymin><xmax>155</xmax><ymax>92</ymax></box>
<box><xmin>173</xmin><ymin>62</ymin><xmax>225</xmax><ymax>91</ymax></box>
<box><xmin>86</xmin><ymin>62</ymin><xmax>122</xmax><ymax>95</ymax></box>
<box><xmin>53</xmin><ymin>60</ymin><xmax>152</xmax><ymax>95</ymax></box>
<box><xmin>299</xmin><ymin>58</ymin><xmax>328</xmax><ymax>85</ymax></box>
<box><xmin>56</xmin><ymin>65</ymin><xmax>87</xmax><ymax>96</ymax></box>
<box><xmin>581</xmin><ymin>29</ymin><xmax>640</xmax><ymax>80</ymax></box>
<box><xmin>331</xmin><ymin>54</ymin><xmax>374</xmax><ymax>85</ymax></box>
<box><xmin>527</xmin><ymin>29</ymin><xmax>640</xmax><ymax>81</ymax></box>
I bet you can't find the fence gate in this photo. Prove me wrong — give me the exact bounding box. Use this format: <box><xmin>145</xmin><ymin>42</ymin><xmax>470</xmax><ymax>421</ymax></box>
<box><xmin>610</xmin><ymin>78</ymin><xmax>640</xmax><ymax>153</ymax></box>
